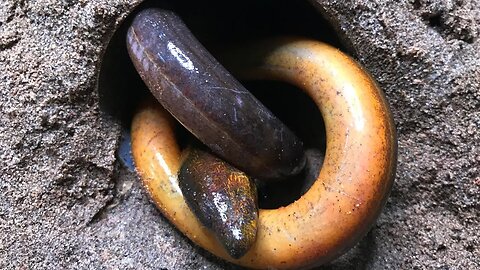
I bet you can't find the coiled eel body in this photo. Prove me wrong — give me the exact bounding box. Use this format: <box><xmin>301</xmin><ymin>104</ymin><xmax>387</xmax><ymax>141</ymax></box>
<box><xmin>131</xmin><ymin>35</ymin><xmax>397</xmax><ymax>269</ymax></box>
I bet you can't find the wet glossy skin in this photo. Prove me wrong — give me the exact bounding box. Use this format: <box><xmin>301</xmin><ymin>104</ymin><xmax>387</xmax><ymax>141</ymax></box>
<box><xmin>131</xmin><ymin>38</ymin><xmax>397</xmax><ymax>269</ymax></box>
<box><xmin>179</xmin><ymin>147</ymin><xmax>258</xmax><ymax>259</ymax></box>
<box><xmin>127</xmin><ymin>8</ymin><xmax>305</xmax><ymax>180</ymax></box>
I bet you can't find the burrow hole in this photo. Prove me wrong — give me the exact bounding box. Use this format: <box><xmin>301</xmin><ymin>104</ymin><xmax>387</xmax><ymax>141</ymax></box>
<box><xmin>98</xmin><ymin>0</ymin><xmax>344</xmax><ymax>209</ymax></box>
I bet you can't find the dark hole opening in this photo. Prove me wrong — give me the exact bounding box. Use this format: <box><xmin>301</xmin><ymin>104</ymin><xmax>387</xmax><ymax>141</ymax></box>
<box><xmin>427</xmin><ymin>13</ymin><xmax>443</xmax><ymax>28</ymax></box>
<box><xmin>98</xmin><ymin>0</ymin><xmax>342</xmax><ymax>209</ymax></box>
<box><xmin>245</xmin><ymin>81</ymin><xmax>326</xmax><ymax>209</ymax></box>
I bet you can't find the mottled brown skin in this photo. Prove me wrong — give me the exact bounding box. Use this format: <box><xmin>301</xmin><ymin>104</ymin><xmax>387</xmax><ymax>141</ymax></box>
<box><xmin>131</xmin><ymin>38</ymin><xmax>397</xmax><ymax>269</ymax></box>
<box><xmin>127</xmin><ymin>8</ymin><xmax>305</xmax><ymax>180</ymax></box>
<box><xmin>178</xmin><ymin>147</ymin><xmax>258</xmax><ymax>259</ymax></box>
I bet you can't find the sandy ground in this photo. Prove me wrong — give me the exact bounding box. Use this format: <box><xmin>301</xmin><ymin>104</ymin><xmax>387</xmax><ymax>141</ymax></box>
<box><xmin>1</xmin><ymin>0</ymin><xmax>479</xmax><ymax>269</ymax></box>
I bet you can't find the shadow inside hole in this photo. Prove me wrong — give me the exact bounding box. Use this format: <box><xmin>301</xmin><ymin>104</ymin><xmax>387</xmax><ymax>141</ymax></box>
<box><xmin>245</xmin><ymin>81</ymin><xmax>326</xmax><ymax>209</ymax></box>
<box><xmin>98</xmin><ymin>13</ymin><xmax>146</xmax><ymax>124</ymax></box>
<box><xmin>173</xmin><ymin>0</ymin><xmax>343</xmax><ymax>50</ymax></box>
<box><xmin>98</xmin><ymin>0</ymin><xmax>341</xmax><ymax>207</ymax></box>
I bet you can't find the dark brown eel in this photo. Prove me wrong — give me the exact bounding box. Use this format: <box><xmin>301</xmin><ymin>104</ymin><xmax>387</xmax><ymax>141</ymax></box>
<box><xmin>126</xmin><ymin>8</ymin><xmax>306</xmax><ymax>181</ymax></box>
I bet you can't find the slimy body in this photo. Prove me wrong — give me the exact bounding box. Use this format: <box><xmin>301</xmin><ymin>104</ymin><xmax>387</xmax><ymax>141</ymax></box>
<box><xmin>127</xmin><ymin>8</ymin><xmax>305</xmax><ymax>180</ymax></box>
<box><xmin>130</xmin><ymin>34</ymin><xmax>397</xmax><ymax>269</ymax></box>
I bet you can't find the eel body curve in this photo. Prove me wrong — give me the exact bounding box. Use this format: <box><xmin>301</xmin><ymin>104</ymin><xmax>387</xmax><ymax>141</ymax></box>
<box><xmin>131</xmin><ymin>38</ymin><xmax>397</xmax><ymax>269</ymax></box>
